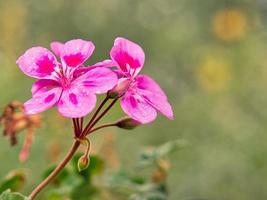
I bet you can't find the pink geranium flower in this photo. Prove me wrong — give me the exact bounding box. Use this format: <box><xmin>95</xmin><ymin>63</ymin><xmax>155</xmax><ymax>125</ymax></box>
<box><xmin>104</xmin><ymin>37</ymin><xmax>174</xmax><ymax>124</ymax></box>
<box><xmin>16</xmin><ymin>39</ymin><xmax>118</xmax><ymax>118</ymax></box>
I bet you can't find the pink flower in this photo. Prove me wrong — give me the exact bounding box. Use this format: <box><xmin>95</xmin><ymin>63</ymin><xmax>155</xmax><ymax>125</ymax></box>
<box><xmin>106</xmin><ymin>37</ymin><xmax>174</xmax><ymax>124</ymax></box>
<box><xmin>17</xmin><ymin>39</ymin><xmax>118</xmax><ymax>118</ymax></box>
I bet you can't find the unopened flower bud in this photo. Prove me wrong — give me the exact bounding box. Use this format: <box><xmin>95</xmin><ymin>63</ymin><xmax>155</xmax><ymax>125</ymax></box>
<box><xmin>77</xmin><ymin>155</ymin><xmax>90</xmax><ymax>172</ymax></box>
<box><xmin>116</xmin><ymin>117</ymin><xmax>140</xmax><ymax>130</ymax></box>
<box><xmin>108</xmin><ymin>78</ymin><xmax>131</xmax><ymax>99</ymax></box>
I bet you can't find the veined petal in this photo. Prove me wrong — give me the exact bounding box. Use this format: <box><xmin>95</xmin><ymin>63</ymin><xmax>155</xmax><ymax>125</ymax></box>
<box><xmin>31</xmin><ymin>79</ymin><xmax>60</xmax><ymax>97</ymax></box>
<box><xmin>121</xmin><ymin>91</ymin><xmax>157</xmax><ymax>124</ymax></box>
<box><xmin>61</xmin><ymin>39</ymin><xmax>95</xmax><ymax>67</ymax></box>
<box><xmin>73</xmin><ymin>67</ymin><xmax>118</xmax><ymax>94</ymax></box>
<box><xmin>24</xmin><ymin>87</ymin><xmax>62</xmax><ymax>115</ymax></box>
<box><xmin>110</xmin><ymin>37</ymin><xmax>145</xmax><ymax>76</ymax></box>
<box><xmin>136</xmin><ymin>75</ymin><xmax>174</xmax><ymax>120</ymax></box>
<box><xmin>57</xmin><ymin>87</ymin><xmax>96</xmax><ymax>118</ymax></box>
<box><xmin>50</xmin><ymin>41</ymin><xmax>64</xmax><ymax>57</ymax></box>
<box><xmin>16</xmin><ymin>47</ymin><xmax>57</xmax><ymax>79</ymax></box>
<box><xmin>90</xmin><ymin>59</ymin><xmax>117</xmax><ymax>68</ymax></box>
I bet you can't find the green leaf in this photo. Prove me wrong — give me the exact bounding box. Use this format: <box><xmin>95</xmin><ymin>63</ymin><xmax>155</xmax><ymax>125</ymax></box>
<box><xmin>0</xmin><ymin>190</ymin><xmax>28</xmax><ymax>200</ymax></box>
<box><xmin>42</xmin><ymin>166</ymin><xmax>69</xmax><ymax>186</ymax></box>
<box><xmin>0</xmin><ymin>171</ymin><xmax>26</xmax><ymax>193</ymax></box>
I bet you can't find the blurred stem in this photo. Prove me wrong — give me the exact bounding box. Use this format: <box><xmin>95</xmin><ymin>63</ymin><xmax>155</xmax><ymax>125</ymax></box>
<box><xmin>28</xmin><ymin>140</ymin><xmax>81</xmax><ymax>200</ymax></box>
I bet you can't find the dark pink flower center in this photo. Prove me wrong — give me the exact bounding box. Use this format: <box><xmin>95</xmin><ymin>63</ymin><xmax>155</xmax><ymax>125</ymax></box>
<box><xmin>63</xmin><ymin>53</ymin><xmax>84</xmax><ymax>67</ymax></box>
<box><xmin>36</xmin><ymin>56</ymin><xmax>55</xmax><ymax>75</ymax></box>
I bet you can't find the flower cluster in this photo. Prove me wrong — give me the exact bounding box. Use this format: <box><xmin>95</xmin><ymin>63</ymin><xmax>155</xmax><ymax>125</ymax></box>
<box><xmin>17</xmin><ymin>37</ymin><xmax>173</xmax><ymax>124</ymax></box>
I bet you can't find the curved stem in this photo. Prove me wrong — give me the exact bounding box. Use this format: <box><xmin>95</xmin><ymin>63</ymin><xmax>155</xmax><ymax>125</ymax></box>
<box><xmin>88</xmin><ymin>122</ymin><xmax>117</xmax><ymax>134</ymax></box>
<box><xmin>28</xmin><ymin>140</ymin><xmax>80</xmax><ymax>200</ymax></box>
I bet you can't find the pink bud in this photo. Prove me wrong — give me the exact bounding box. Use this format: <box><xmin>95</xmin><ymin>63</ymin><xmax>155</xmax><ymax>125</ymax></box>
<box><xmin>108</xmin><ymin>78</ymin><xmax>131</xmax><ymax>99</ymax></box>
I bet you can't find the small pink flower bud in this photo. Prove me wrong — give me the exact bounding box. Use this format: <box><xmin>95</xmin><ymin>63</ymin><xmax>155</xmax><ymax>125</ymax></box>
<box><xmin>108</xmin><ymin>78</ymin><xmax>131</xmax><ymax>99</ymax></box>
<box><xmin>116</xmin><ymin>117</ymin><xmax>140</xmax><ymax>130</ymax></box>
<box><xmin>77</xmin><ymin>155</ymin><xmax>90</xmax><ymax>172</ymax></box>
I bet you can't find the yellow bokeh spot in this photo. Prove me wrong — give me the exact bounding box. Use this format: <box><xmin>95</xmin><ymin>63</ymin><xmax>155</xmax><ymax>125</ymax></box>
<box><xmin>197</xmin><ymin>56</ymin><xmax>231</xmax><ymax>92</ymax></box>
<box><xmin>0</xmin><ymin>1</ymin><xmax>26</xmax><ymax>56</ymax></box>
<box><xmin>212</xmin><ymin>8</ymin><xmax>248</xmax><ymax>42</ymax></box>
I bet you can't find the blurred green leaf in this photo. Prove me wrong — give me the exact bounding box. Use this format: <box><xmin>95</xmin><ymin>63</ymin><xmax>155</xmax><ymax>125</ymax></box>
<box><xmin>0</xmin><ymin>190</ymin><xmax>28</xmax><ymax>200</ymax></box>
<box><xmin>138</xmin><ymin>140</ymin><xmax>187</xmax><ymax>168</ymax></box>
<box><xmin>0</xmin><ymin>171</ymin><xmax>26</xmax><ymax>193</ymax></box>
<box><xmin>42</xmin><ymin>166</ymin><xmax>69</xmax><ymax>186</ymax></box>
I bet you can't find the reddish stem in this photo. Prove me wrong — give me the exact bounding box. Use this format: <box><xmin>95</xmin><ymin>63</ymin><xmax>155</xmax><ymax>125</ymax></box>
<box><xmin>84</xmin><ymin>98</ymin><xmax>118</xmax><ymax>136</ymax></box>
<box><xmin>28</xmin><ymin>140</ymin><xmax>80</xmax><ymax>200</ymax></box>
<box><xmin>88</xmin><ymin>122</ymin><xmax>117</xmax><ymax>134</ymax></box>
<box><xmin>82</xmin><ymin>96</ymin><xmax>109</xmax><ymax>136</ymax></box>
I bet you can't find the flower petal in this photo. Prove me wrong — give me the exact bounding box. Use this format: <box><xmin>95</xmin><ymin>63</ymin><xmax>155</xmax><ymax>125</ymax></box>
<box><xmin>31</xmin><ymin>79</ymin><xmax>60</xmax><ymax>97</ymax></box>
<box><xmin>121</xmin><ymin>91</ymin><xmax>157</xmax><ymax>124</ymax></box>
<box><xmin>57</xmin><ymin>87</ymin><xmax>96</xmax><ymax>118</ymax></box>
<box><xmin>73</xmin><ymin>60</ymin><xmax>117</xmax><ymax>78</ymax></box>
<box><xmin>73</xmin><ymin>67</ymin><xmax>118</xmax><ymax>94</ymax></box>
<box><xmin>110</xmin><ymin>37</ymin><xmax>145</xmax><ymax>76</ymax></box>
<box><xmin>24</xmin><ymin>87</ymin><xmax>62</xmax><ymax>115</ymax></box>
<box><xmin>16</xmin><ymin>47</ymin><xmax>57</xmax><ymax>78</ymax></box>
<box><xmin>91</xmin><ymin>59</ymin><xmax>117</xmax><ymax>68</ymax></box>
<box><xmin>61</xmin><ymin>39</ymin><xmax>95</xmax><ymax>67</ymax></box>
<box><xmin>50</xmin><ymin>41</ymin><xmax>64</xmax><ymax>57</ymax></box>
<box><xmin>136</xmin><ymin>75</ymin><xmax>174</xmax><ymax>120</ymax></box>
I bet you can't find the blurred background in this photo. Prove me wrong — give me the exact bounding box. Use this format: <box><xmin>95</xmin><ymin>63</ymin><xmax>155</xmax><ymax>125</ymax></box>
<box><xmin>0</xmin><ymin>0</ymin><xmax>267</xmax><ymax>199</ymax></box>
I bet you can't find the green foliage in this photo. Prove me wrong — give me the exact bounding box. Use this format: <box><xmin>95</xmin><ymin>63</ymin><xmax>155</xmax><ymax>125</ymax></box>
<box><xmin>138</xmin><ymin>140</ymin><xmax>187</xmax><ymax>168</ymax></box>
<box><xmin>0</xmin><ymin>171</ymin><xmax>26</xmax><ymax>193</ymax></box>
<box><xmin>0</xmin><ymin>190</ymin><xmax>28</xmax><ymax>200</ymax></box>
<box><xmin>39</xmin><ymin>140</ymin><xmax>180</xmax><ymax>199</ymax></box>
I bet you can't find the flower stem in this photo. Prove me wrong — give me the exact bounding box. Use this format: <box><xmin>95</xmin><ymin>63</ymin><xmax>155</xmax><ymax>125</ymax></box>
<box><xmin>88</xmin><ymin>122</ymin><xmax>117</xmax><ymax>134</ymax></box>
<box><xmin>84</xmin><ymin>98</ymin><xmax>118</xmax><ymax>136</ymax></box>
<box><xmin>28</xmin><ymin>140</ymin><xmax>80</xmax><ymax>200</ymax></box>
<box><xmin>82</xmin><ymin>96</ymin><xmax>109</xmax><ymax>137</ymax></box>
<box><xmin>72</xmin><ymin>118</ymin><xmax>80</xmax><ymax>137</ymax></box>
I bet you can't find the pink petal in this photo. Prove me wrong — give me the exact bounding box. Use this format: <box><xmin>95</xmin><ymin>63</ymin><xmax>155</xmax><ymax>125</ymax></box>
<box><xmin>90</xmin><ymin>59</ymin><xmax>117</xmax><ymax>68</ymax></box>
<box><xmin>57</xmin><ymin>86</ymin><xmax>96</xmax><ymax>118</ymax></box>
<box><xmin>24</xmin><ymin>87</ymin><xmax>62</xmax><ymax>115</ymax></box>
<box><xmin>16</xmin><ymin>47</ymin><xmax>57</xmax><ymax>79</ymax></box>
<box><xmin>136</xmin><ymin>75</ymin><xmax>174</xmax><ymax>120</ymax></box>
<box><xmin>73</xmin><ymin>60</ymin><xmax>117</xmax><ymax>78</ymax></box>
<box><xmin>31</xmin><ymin>79</ymin><xmax>60</xmax><ymax>97</ymax></box>
<box><xmin>73</xmin><ymin>67</ymin><xmax>118</xmax><ymax>94</ymax></box>
<box><xmin>50</xmin><ymin>41</ymin><xmax>64</xmax><ymax>57</ymax></box>
<box><xmin>61</xmin><ymin>39</ymin><xmax>95</xmax><ymax>67</ymax></box>
<box><xmin>110</xmin><ymin>37</ymin><xmax>145</xmax><ymax>76</ymax></box>
<box><xmin>121</xmin><ymin>91</ymin><xmax>157</xmax><ymax>124</ymax></box>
